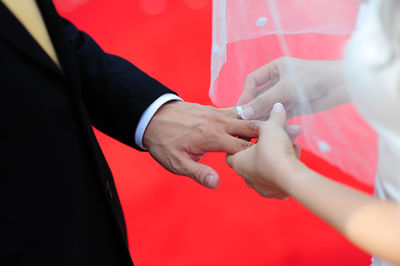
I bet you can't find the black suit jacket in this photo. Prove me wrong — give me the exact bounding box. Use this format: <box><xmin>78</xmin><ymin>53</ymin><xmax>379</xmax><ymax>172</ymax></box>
<box><xmin>0</xmin><ymin>1</ymin><xmax>174</xmax><ymax>265</ymax></box>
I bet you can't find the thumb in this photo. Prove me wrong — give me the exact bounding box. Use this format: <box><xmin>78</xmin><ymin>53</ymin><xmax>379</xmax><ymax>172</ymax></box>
<box><xmin>286</xmin><ymin>124</ymin><xmax>302</xmax><ymax>143</ymax></box>
<box><xmin>268</xmin><ymin>103</ymin><xmax>287</xmax><ymax>127</ymax></box>
<box><xmin>225</xmin><ymin>154</ymin><xmax>235</xmax><ymax>168</ymax></box>
<box><xmin>181</xmin><ymin>157</ymin><xmax>220</xmax><ymax>189</ymax></box>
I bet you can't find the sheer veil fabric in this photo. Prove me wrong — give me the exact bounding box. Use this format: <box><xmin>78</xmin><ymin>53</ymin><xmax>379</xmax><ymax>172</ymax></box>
<box><xmin>210</xmin><ymin>0</ymin><xmax>377</xmax><ymax>186</ymax></box>
<box><xmin>211</xmin><ymin>1</ymin><xmax>400</xmax><ymax>264</ymax></box>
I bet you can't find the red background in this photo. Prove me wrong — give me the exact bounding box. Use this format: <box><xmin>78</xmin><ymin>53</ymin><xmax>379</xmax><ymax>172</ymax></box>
<box><xmin>55</xmin><ymin>1</ymin><xmax>372</xmax><ymax>265</ymax></box>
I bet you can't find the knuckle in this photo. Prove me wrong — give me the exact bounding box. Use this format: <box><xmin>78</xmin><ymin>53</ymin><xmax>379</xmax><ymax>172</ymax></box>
<box><xmin>248</xmin><ymin>121</ymin><xmax>260</xmax><ymax>135</ymax></box>
<box><xmin>245</xmin><ymin>74</ymin><xmax>258</xmax><ymax>88</ymax></box>
<box><xmin>211</xmin><ymin>113</ymin><xmax>227</xmax><ymax>124</ymax></box>
<box><xmin>169</xmin><ymin>156</ymin><xmax>185</xmax><ymax>174</ymax></box>
<box><xmin>239</xmin><ymin>141</ymin><xmax>252</xmax><ymax>150</ymax></box>
<box><xmin>245</xmin><ymin>74</ymin><xmax>254</xmax><ymax>82</ymax></box>
<box><xmin>192</xmin><ymin>122</ymin><xmax>209</xmax><ymax>138</ymax></box>
<box><xmin>193</xmin><ymin>120</ymin><xmax>224</xmax><ymax>140</ymax></box>
<box><xmin>207</xmin><ymin>129</ymin><xmax>221</xmax><ymax>141</ymax></box>
<box><xmin>233</xmin><ymin>141</ymin><xmax>245</xmax><ymax>153</ymax></box>
<box><xmin>193</xmin><ymin>167</ymin><xmax>207</xmax><ymax>183</ymax></box>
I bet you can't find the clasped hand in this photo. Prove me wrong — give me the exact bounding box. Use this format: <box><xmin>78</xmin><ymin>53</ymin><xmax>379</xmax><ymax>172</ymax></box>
<box><xmin>143</xmin><ymin>101</ymin><xmax>260</xmax><ymax>189</ymax></box>
<box><xmin>226</xmin><ymin>103</ymin><xmax>302</xmax><ymax>199</ymax></box>
<box><xmin>143</xmin><ymin>57</ymin><xmax>346</xmax><ymax>198</ymax></box>
<box><xmin>142</xmin><ymin>100</ymin><xmax>300</xmax><ymax>199</ymax></box>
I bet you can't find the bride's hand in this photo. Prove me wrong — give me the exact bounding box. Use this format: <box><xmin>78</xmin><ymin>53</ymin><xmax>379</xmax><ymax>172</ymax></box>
<box><xmin>237</xmin><ymin>57</ymin><xmax>350</xmax><ymax>120</ymax></box>
<box><xmin>226</xmin><ymin>103</ymin><xmax>302</xmax><ymax>199</ymax></box>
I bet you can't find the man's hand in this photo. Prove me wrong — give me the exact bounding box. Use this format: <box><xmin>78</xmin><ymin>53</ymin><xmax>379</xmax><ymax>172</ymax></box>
<box><xmin>143</xmin><ymin>101</ymin><xmax>260</xmax><ymax>189</ymax></box>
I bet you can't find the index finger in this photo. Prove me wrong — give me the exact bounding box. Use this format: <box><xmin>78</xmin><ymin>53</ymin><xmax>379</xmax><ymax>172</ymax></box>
<box><xmin>237</xmin><ymin>61</ymin><xmax>280</xmax><ymax>105</ymax></box>
<box><xmin>226</xmin><ymin>119</ymin><xmax>261</xmax><ymax>139</ymax></box>
<box><xmin>218</xmin><ymin>107</ymin><xmax>240</xmax><ymax>119</ymax></box>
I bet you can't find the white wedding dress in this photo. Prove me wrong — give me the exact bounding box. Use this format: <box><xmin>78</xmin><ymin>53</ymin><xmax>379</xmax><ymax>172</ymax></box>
<box><xmin>345</xmin><ymin>0</ymin><xmax>400</xmax><ymax>265</ymax></box>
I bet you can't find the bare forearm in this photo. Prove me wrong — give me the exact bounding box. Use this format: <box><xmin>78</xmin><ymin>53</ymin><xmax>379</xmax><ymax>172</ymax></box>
<box><xmin>279</xmin><ymin>162</ymin><xmax>400</xmax><ymax>264</ymax></box>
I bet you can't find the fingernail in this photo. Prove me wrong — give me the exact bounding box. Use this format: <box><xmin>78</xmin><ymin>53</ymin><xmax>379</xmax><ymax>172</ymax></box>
<box><xmin>286</xmin><ymin>124</ymin><xmax>302</xmax><ymax>134</ymax></box>
<box><xmin>206</xmin><ymin>175</ymin><xmax>216</xmax><ymax>188</ymax></box>
<box><xmin>272</xmin><ymin>103</ymin><xmax>284</xmax><ymax>113</ymax></box>
<box><xmin>289</xmin><ymin>124</ymin><xmax>302</xmax><ymax>130</ymax></box>
<box><xmin>242</xmin><ymin>107</ymin><xmax>255</xmax><ymax>120</ymax></box>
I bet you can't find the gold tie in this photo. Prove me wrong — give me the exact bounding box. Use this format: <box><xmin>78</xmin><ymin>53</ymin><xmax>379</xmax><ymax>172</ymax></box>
<box><xmin>2</xmin><ymin>0</ymin><xmax>61</xmax><ymax>68</ymax></box>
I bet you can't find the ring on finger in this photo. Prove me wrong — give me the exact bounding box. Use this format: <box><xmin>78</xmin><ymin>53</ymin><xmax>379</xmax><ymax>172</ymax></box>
<box><xmin>235</xmin><ymin>105</ymin><xmax>243</xmax><ymax>120</ymax></box>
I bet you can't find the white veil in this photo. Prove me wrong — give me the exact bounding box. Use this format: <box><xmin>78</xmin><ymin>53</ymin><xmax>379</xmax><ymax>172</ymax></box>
<box><xmin>210</xmin><ymin>0</ymin><xmax>377</xmax><ymax>186</ymax></box>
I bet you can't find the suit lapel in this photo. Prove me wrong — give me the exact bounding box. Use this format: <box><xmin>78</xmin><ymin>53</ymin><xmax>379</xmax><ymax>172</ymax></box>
<box><xmin>36</xmin><ymin>0</ymin><xmax>81</xmax><ymax>93</ymax></box>
<box><xmin>37</xmin><ymin>1</ymin><xmax>130</xmax><ymax>244</ymax></box>
<box><xmin>0</xmin><ymin>1</ymin><xmax>63</xmax><ymax>76</ymax></box>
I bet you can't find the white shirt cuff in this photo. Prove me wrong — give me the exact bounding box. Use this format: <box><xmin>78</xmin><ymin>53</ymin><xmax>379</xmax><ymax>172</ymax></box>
<box><xmin>135</xmin><ymin>93</ymin><xmax>183</xmax><ymax>150</ymax></box>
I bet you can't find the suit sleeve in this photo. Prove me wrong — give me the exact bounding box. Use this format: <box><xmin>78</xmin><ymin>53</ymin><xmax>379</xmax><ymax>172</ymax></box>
<box><xmin>60</xmin><ymin>18</ymin><xmax>176</xmax><ymax>150</ymax></box>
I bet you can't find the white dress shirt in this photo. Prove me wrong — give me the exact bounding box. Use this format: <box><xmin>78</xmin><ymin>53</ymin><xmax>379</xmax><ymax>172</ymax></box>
<box><xmin>134</xmin><ymin>93</ymin><xmax>183</xmax><ymax>150</ymax></box>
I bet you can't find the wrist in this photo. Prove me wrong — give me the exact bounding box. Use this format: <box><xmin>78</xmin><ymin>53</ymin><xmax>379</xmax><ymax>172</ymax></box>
<box><xmin>142</xmin><ymin>100</ymin><xmax>183</xmax><ymax>149</ymax></box>
<box><xmin>277</xmin><ymin>159</ymin><xmax>311</xmax><ymax>195</ymax></box>
<box><xmin>329</xmin><ymin>60</ymin><xmax>351</xmax><ymax>104</ymax></box>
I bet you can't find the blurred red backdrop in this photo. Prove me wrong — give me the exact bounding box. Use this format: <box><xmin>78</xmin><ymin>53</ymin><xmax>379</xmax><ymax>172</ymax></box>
<box><xmin>55</xmin><ymin>0</ymin><xmax>372</xmax><ymax>265</ymax></box>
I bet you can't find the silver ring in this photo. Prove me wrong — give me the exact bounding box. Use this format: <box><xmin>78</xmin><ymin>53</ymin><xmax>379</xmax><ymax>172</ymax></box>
<box><xmin>235</xmin><ymin>105</ymin><xmax>243</xmax><ymax>119</ymax></box>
